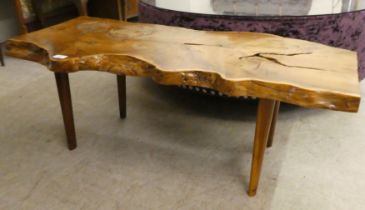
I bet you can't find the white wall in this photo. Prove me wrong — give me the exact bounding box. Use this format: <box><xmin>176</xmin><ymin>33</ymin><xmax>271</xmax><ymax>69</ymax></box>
<box><xmin>156</xmin><ymin>0</ymin><xmax>191</xmax><ymax>12</ymax></box>
<box><xmin>357</xmin><ymin>0</ymin><xmax>365</xmax><ymax>8</ymax></box>
<box><xmin>309</xmin><ymin>0</ymin><xmax>341</xmax><ymax>15</ymax></box>
<box><xmin>190</xmin><ymin>0</ymin><xmax>214</xmax><ymax>14</ymax></box>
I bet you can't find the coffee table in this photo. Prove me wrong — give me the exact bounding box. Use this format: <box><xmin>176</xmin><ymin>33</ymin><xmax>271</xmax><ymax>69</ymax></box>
<box><xmin>5</xmin><ymin>17</ymin><xmax>361</xmax><ymax>196</ymax></box>
<box><xmin>139</xmin><ymin>0</ymin><xmax>365</xmax><ymax>81</ymax></box>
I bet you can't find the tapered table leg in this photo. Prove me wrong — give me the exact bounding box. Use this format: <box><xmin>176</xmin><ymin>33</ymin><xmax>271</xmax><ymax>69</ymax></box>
<box><xmin>267</xmin><ymin>101</ymin><xmax>280</xmax><ymax>148</ymax></box>
<box><xmin>55</xmin><ymin>73</ymin><xmax>77</xmax><ymax>150</ymax></box>
<box><xmin>117</xmin><ymin>75</ymin><xmax>126</xmax><ymax>119</ymax></box>
<box><xmin>248</xmin><ymin>99</ymin><xmax>276</xmax><ymax>196</ymax></box>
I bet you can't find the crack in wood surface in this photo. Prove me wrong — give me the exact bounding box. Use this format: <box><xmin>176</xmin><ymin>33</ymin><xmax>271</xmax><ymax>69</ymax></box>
<box><xmin>182</xmin><ymin>42</ymin><xmax>322</xmax><ymax>71</ymax></box>
<box><xmin>240</xmin><ymin>53</ymin><xmax>333</xmax><ymax>72</ymax></box>
<box><xmin>183</xmin><ymin>42</ymin><xmax>224</xmax><ymax>47</ymax></box>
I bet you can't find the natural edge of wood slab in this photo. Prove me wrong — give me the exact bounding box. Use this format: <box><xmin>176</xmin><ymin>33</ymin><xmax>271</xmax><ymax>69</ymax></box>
<box><xmin>6</xmin><ymin>17</ymin><xmax>360</xmax><ymax>112</ymax></box>
<box><xmin>5</xmin><ymin>39</ymin><xmax>361</xmax><ymax>112</ymax></box>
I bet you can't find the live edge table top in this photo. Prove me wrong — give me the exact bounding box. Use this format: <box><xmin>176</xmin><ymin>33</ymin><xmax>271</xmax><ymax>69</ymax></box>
<box><xmin>5</xmin><ymin>16</ymin><xmax>361</xmax><ymax>112</ymax></box>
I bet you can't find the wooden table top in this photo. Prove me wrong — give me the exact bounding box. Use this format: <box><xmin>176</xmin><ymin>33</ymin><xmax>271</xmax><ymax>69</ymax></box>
<box><xmin>5</xmin><ymin>17</ymin><xmax>361</xmax><ymax>112</ymax></box>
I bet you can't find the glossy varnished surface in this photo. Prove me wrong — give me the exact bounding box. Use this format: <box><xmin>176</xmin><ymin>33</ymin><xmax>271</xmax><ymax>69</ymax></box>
<box><xmin>6</xmin><ymin>17</ymin><xmax>360</xmax><ymax>112</ymax></box>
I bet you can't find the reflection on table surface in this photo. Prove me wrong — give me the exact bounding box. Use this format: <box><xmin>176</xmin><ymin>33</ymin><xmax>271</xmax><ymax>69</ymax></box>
<box><xmin>141</xmin><ymin>0</ymin><xmax>365</xmax><ymax>16</ymax></box>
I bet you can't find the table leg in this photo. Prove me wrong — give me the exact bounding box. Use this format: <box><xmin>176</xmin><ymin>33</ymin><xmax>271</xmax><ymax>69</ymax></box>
<box><xmin>55</xmin><ymin>73</ymin><xmax>77</xmax><ymax>150</ymax></box>
<box><xmin>0</xmin><ymin>43</ymin><xmax>4</xmax><ymax>66</ymax></box>
<box><xmin>117</xmin><ymin>75</ymin><xmax>127</xmax><ymax>119</ymax></box>
<box><xmin>267</xmin><ymin>101</ymin><xmax>280</xmax><ymax>148</ymax></box>
<box><xmin>248</xmin><ymin>99</ymin><xmax>276</xmax><ymax>196</ymax></box>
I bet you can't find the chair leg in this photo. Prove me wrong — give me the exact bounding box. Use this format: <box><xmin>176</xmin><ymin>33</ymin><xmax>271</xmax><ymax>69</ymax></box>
<box><xmin>117</xmin><ymin>75</ymin><xmax>127</xmax><ymax>119</ymax></box>
<box><xmin>248</xmin><ymin>99</ymin><xmax>276</xmax><ymax>196</ymax></box>
<box><xmin>0</xmin><ymin>43</ymin><xmax>5</xmax><ymax>66</ymax></box>
<box><xmin>72</xmin><ymin>0</ymin><xmax>89</xmax><ymax>16</ymax></box>
<box><xmin>55</xmin><ymin>73</ymin><xmax>77</xmax><ymax>150</ymax></box>
<box><xmin>267</xmin><ymin>101</ymin><xmax>280</xmax><ymax>148</ymax></box>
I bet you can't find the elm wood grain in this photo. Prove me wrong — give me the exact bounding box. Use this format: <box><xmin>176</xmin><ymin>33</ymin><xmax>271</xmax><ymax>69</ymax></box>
<box><xmin>117</xmin><ymin>74</ymin><xmax>127</xmax><ymax>118</ymax></box>
<box><xmin>267</xmin><ymin>101</ymin><xmax>281</xmax><ymax>148</ymax></box>
<box><xmin>55</xmin><ymin>73</ymin><xmax>77</xmax><ymax>150</ymax></box>
<box><xmin>248</xmin><ymin>99</ymin><xmax>276</xmax><ymax>196</ymax></box>
<box><xmin>5</xmin><ymin>17</ymin><xmax>360</xmax><ymax>112</ymax></box>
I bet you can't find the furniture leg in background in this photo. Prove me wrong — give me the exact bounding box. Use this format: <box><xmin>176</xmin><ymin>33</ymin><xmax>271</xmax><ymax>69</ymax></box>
<box><xmin>87</xmin><ymin>0</ymin><xmax>139</xmax><ymax>21</ymax></box>
<box><xmin>55</xmin><ymin>73</ymin><xmax>77</xmax><ymax>150</ymax></box>
<box><xmin>0</xmin><ymin>42</ymin><xmax>4</xmax><ymax>66</ymax></box>
<box><xmin>72</xmin><ymin>0</ymin><xmax>89</xmax><ymax>16</ymax></box>
<box><xmin>248</xmin><ymin>99</ymin><xmax>276</xmax><ymax>196</ymax></box>
<box><xmin>267</xmin><ymin>101</ymin><xmax>281</xmax><ymax>147</ymax></box>
<box><xmin>117</xmin><ymin>75</ymin><xmax>127</xmax><ymax>119</ymax></box>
